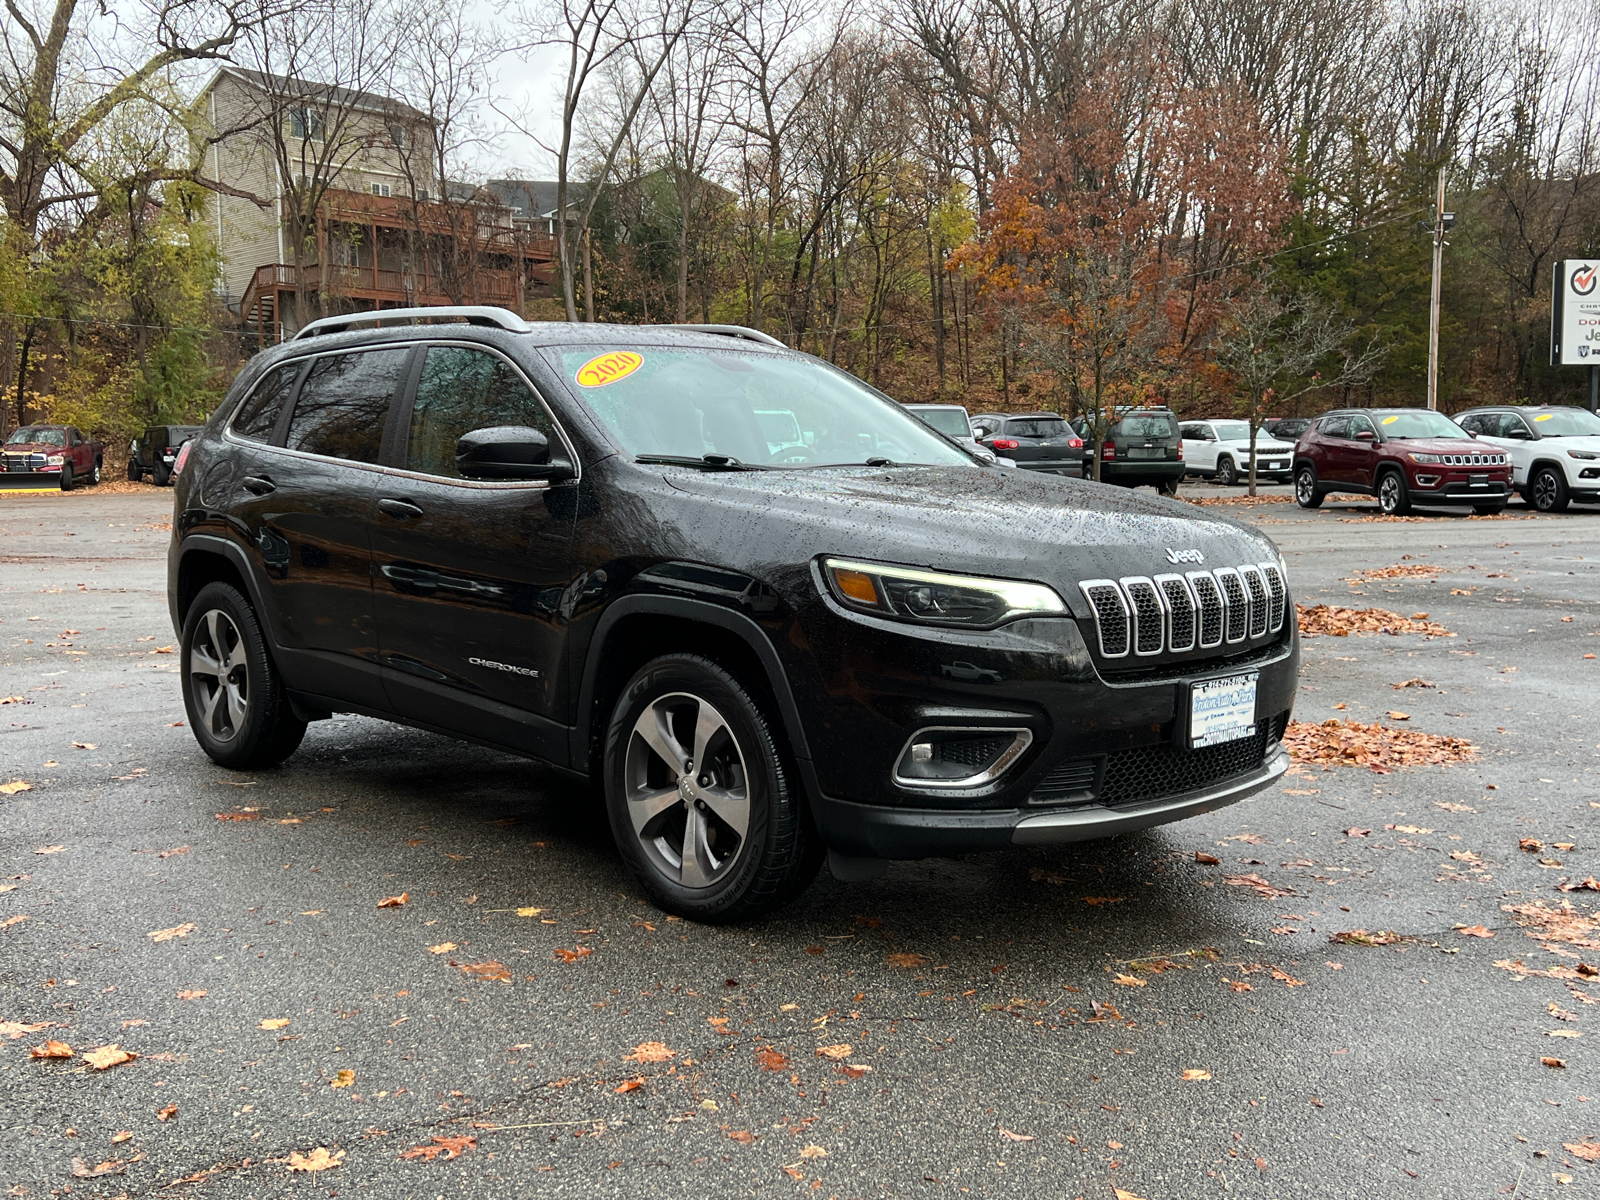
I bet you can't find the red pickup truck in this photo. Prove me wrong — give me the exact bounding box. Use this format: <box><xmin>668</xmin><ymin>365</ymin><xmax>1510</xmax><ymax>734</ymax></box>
<box><xmin>1</xmin><ymin>424</ymin><xmax>104</xmax><ymax>489</ymax></box>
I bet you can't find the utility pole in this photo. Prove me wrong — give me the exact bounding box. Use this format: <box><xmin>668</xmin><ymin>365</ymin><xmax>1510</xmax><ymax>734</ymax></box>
<box><xmin>1425</xmin><ymin>170</ymin><xmax>1458</xmax><ymax>411</ymax></box>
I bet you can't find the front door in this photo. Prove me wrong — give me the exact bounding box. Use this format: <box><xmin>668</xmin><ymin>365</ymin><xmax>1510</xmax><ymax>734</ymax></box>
<box><xmin>369</xmin><ymin>344</ymin><xmax>578</xmax><ymax>762</ymax></box>
<box><xmin>231</xmin><ymin>346</ymin><xmax>413</xmax><ymax>709</ymax></box>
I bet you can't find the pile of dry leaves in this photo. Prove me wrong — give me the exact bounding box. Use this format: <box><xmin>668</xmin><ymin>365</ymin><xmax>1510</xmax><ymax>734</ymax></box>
<box><xmin>1296</xmin><ymin>605</ymin><xmax>1453</xmax><ymax>639</ymax></box>
<box><xmin>1183</xmin><ymin>494</ymin><xmax>1293</xmax><ymax>507</ymax></box>
<box><xmin>1343</xmin><ymin>564</ymin><xmax>1443</xmax><ymax>584</ymax></box>
<box><xmin>1282</xmin><ymin>719</ymin><xmax>1477</xmax><ymax>772</ymax></box>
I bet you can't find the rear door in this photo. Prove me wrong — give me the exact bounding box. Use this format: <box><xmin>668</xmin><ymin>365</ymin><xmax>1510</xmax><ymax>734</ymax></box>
<box><xmin>1180</xmin><ymin>423</ymin><xmax>1214</xmax><ymax>473</ymax></box>
<box><xmin>226</xmin><ymin>346</ymin><xmax>412</xmax><ymax>708</ymax></box>
<box><xmin>369</xmin><ymin>343</ymin><xmax>578</xmax><ymax>760</ymax></box>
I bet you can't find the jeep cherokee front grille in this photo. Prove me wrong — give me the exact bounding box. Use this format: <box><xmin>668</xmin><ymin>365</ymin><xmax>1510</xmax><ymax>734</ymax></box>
<box><xmin>1079</xmin><ymin>563</ymin><xmax>1286</xmax><ymax>660</ymax></box>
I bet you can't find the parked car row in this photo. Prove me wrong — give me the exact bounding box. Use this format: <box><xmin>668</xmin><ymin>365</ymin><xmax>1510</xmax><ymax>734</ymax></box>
<box><xmin>0</xmin><ymin>422</ymin><xmax>204</xmax><ymax>490</ymax></box>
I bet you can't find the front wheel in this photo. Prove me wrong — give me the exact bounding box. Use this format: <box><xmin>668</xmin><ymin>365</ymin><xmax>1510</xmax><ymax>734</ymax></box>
<box><xmin>1214</xmin><ymin>456</ymin><xmax>1237</xmax><ymax>486</ymax></box>
<box><xmin>58</xmin><ymin>465</ymin><xmax>73</xmax><ymax>491</ymax></box>
<box><xmin>1530</xmin><ymin>465</ymin><xmax>1569</xmax><ymax>512</ymax></box>
<box><xmin>181</xmin><ymin>582</ymin><xmax>306</xmax><ymax>769</ymax></box>
<box><xmin>603</xmin><ymin>654</ymin><xmax>822</xmax><ymax>922</ymax></box>
<box><xmin>127</xmin><ymin>458</ymin><xmax>141</xmax><ymax>482</ymax></box>
<box><xmin>1294</xmin><ymin>466</ymin><xmax>1324</xmax><ymax>508</ymax></box>
<box><xmin>1377</xmin><ymin>469</ymin><xmax>1412</xmax><ymax>515</ymax></box>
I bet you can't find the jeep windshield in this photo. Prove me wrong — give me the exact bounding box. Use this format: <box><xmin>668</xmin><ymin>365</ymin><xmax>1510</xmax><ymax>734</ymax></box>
<box><xmin>548</xmin><ymin>346</ymin><xmax>975</xmax><ymax>469</ymax></box>
<box><xmin>6</xmin><ymin>427</ymin><xmax>64</xmax><ymax>446</ymax></box>
<box><xmin>1529</xmin><ymin>408</ymin><xmax>1600</xmax><ymax>437</ymax></box>
<box><xmin>1375</xmin><ymin>411</ymin><xmax>1470</xmax><ymax>439</ymax></box>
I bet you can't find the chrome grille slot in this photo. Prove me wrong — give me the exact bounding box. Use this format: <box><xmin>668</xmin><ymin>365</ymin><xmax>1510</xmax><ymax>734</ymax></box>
<box><xmin>1239</xmin><ymin>566</ymin><xmax>1269</xmax><ymax>638</ymax></box>
<box><xmin>1121</xmin><ymin>577</ymin><xmax>1164</xmax><ymax>656</ymax></box>
<box><xmin>1079</xmin><ymin>580</ymin><xmax>1130</xmax><ymax>658</ymax></box>
<box><xmin>1155</xmin><ymin>574</ymin><xmax>1196</xmax><ymax>652</ymax></box>
<box><xmin>1258</xmin><ymin>563</ymin><xmax>1286</xmax><ymax>632</ymax></box>
<box><xmin>1187</xmin><ymin>570</ymin><xmax>1224</xmax><ymax>648</ymax></box>
<box><xmin>1213</xmin><ymin>567</ymin><xmax>1249</xmax><ymax>643</ymax></box>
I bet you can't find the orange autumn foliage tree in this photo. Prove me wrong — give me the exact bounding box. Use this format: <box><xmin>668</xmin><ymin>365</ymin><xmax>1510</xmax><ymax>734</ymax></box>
<box><xmin>951</xmin><ymin>57</ymin><xmax>1291</xmax><ymax>478</ymax></box>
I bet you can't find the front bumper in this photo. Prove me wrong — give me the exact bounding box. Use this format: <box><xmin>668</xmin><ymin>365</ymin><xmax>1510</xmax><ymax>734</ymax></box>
<box><xmin>812</xmin><ymin>744</ymin><xmax>1289</xmax><ymax>857</ymax></box>
<box><xmin>1408</xmin><ymin>479</ymin><xmax>1509</xmax><ymax>505</ymax></box>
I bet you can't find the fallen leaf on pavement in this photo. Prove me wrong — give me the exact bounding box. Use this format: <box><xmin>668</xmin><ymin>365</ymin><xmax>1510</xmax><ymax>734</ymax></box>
<box><xmin>156</xmin><ymin>1103</ymin><xmax>177</xmax><ymax>1121</ymax></box>
<box><xmin>1545</xmin><ymin>1030</ymin><xmax>1582</xmax><ymax>1039</ymax></box>
<box><xmin>258</xmin><ymin>1019</ymin><xmax>290</xmax><ymax>1030</ymax></box>
<box><xmin>429</xmin><ymin>943</ymin><xmax>457</xmax><ymax>954</ymax></box>
<box><xmin>111</xmin><ymin>1131</ymin><xmax>132</xmax><ymax>1143</ymax></box>
<box><xmin>1344</xmin><ymin>828</ymin><xmax>1371</xmax><ymax>837</ymax></box>
<box><xmin>1284</xmin><ymin>718</ymin><xmax>1475</xmax><ymax>771</ymax></box>
<box><xmin>0</xmin><ymin>781</ymin><xmax>32</xmax><ymax>795</ymax></box>
<box><xmin>553</xmin><ymin>947</ymin><xmax>592</xmax><ymax>963</ymax></box>
<box><xmin>30</xmin><ymin>1040</ymin><xmax>72</xmax><ymax>1058</ymax></box>
<box><xmin>83</xmin><ymin>1045</ymin><xmax>135</xmax><ymax>1070</ymax></box>
<box><xmin>997</xmin><ymin>1128</ymin><xmax>1034</xmax><ymax>1142</ymax></box>
<box><xmin>1328</xmin><ymin>929</ymin><xmax>1410</xmax><ymax>946</ymax></box>
<box><xmin>1386</xmin><ymin>711</ymin><xmax>1410</xmax><ymax>721</ymax></box>
<box><xmin>886</xmin><ymin>952</ymin><xmax>928</xmax><ymax>968</ymax></box>
<box><xmin>1565</xmin><ymin>1140</ymin><xmax>1600</xmax><ymax>1162</ymax></box>
<box><xmin>837</xmin><ymin>1063</ymin><xmax>871</xmax><ymax>1079</ymax></box>
<box><xmin>72</xmin><ymin>742</ymin><xmax>96</xmax><ymax>750</ymax></box>
<box><xmin>516</xmin><ymin>906</ymin><xmax>543</xmax><ymax>917</ymax></box>
<box><xmin>1270</xmin><ymin>968</ymin><xmax>1306</xmax><ymax>987</ymax></box>
<box><xmin>1223</xmin><ymin>873</ymin><xmax>1294</xmax><ymax>898</ymax></box>
<box><xmin>288</xmin><ymin>1147</ymin><xmax>344</xmax><ymax>1171</ymax></box>
<box><xmin>624</xmin><ymin>1042</ymin><xmax>676</xmax><ymax>1063</ymax></box>
<box><xmin>1520</xmin><ymin>838</ymin><xmax>1545</xmax><ymax>852</ymax></box>
<box><xmin>1182</xmin><ymin>1069</ymin><xmax>1212</xmax><ymax>1080</ymax></box>
<box><xmin>614</xmin><ymin>1078</ymin><xmax>644</xmax><ymax>1093</ymax></box>
<box><xmin>1457</xmin><ymin>925</ymin><xmax>1495</xmax><ymax>938</ymax></box>
<box><xmin>1113</xmin><ymin>1189</ymin><xmax>1149</xmax><ymax>1200</ymax></box>
<box><xmin>755</xmin><ymin>1046</ymin><xmax>790</xmax><ymax>1072</ymax></box>
<box><xmin>1195</xmin><ymin>851</ymin><xmax>1220</xmax><ymax>864</ymax></box>
<box><xmin>1541</xmin><ymin>1057</ymin><xmax>1566</xmax><ymax>1068</ymax></box>
<box><xmin>1297</xmin><ymin>605</ymin><xmax>1452</xmax><ymax>638</ymax></box>
<box><xmin>331</xmin><ymin>1069</ymin><xmax>355</xmax><ymax>1087</ymax></box>
<box><xmin>1113</xmin><ymin>974</ymin><xmax>1146</xmax><ymax>987</ymax></box>
<box><xmin>147</xmin><ymin>923</ymin><xmax>196</xmax><ymax>942</ymax></box>
<box><xmin>1</xmin><ymin>915</ymin><xmax>26</xmax><ymax>929</ymax></box>
<box><xmin>1</xmin><ymin>1021</ymin><xmax>50</xmax><ymax>1039</ymax></box>
<box><xmin>726</xmin><ymin>1129</ymin><xmax>755</xmax><ymax>1144</ymax></box>
<box><xmin>1393</xmin><ymin>678</ymin><xmax>1434</xmax><ymax>689</ymax></box>
<box><xmin>454</xmin><ymin>961</ymin><xmax>511</xmax><ymax>981</ymax></box>
<box><xmin>1558</xmin><ymin>877</ymin><xmax>1600</xmax><ymax>893</ymax></box>
<box><xmin>377</xmin><ymin>893</ymin><xmax>408</xmax><ymax>908</ymax></box>
<box><xmin>1228</xmin><ymin>981</ymin><xmax>1253</xmax><ymax>992</ymax></box>
<box><xmin>176</xmin><ymin>990</ymin><xmax>206</xmax><ymax>1000</ymax></box>
<box><xmin>800</xmin><ymin>1144</ymin><xmax>828</xmax><ymax>1158</ymax></box>
<box><xmin>1089</xmin><ymin>1001</ymin><xmax>1122</xmax><ymax>1020</ymax></box>
<box><xmin>815</xmin><ymin>1044</ymin><xmax>853</xmax><ymax>1060</ymax></box>
<box><xmin>70</xmin><ymin>1158</ymin><xmax>122</xmax><ymax>1178</ymax></box>
<box><xmin>35</xmin><ymin>845</ymin><xmax>64</xmax><ymax>855</ymax></box>
<box><xmin>1082</xmin><ymin>896</ymin><xmax>1124</xmax><ymax>905</ymax></box>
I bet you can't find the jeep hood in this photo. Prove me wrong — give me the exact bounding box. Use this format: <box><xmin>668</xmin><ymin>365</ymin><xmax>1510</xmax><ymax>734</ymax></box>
<box><xmin>657</xmin><ymin>465</ymin><xmax>1279</xmax><ymax>609</ymax></box>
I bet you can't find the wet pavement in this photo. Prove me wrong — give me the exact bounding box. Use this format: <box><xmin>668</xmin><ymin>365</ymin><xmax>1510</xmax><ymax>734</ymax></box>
<box><xmin>2</xmin><ymin>487</ymin><xmax>1598</xmax><ymax>1198</ymax></box>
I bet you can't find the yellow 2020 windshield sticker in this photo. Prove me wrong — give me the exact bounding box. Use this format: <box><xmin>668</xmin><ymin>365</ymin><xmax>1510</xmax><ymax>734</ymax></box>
<box><xmin>1535</xmin><ymin>413</ymin><xmax>1553</xmax><ymax>421</ymax></box>
<box><xmin>1381</xmin><ymin>415</ymin><xmax>1399</xmax><ymax>424</ymax></box>
<box><xmin>575</xmin><ymin>351</ymin><xmax>643</xmax><ymax>388</ymax></box>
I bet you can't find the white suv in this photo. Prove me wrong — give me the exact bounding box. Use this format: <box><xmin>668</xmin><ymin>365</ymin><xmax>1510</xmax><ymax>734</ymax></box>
<box><xmin>1456</xmin><ymin>406</ymin><xmax>1600</xmax><ymax>512</ymax></box>
<box><xmin>1179</xmin><ymin>419</ymin><xmax>1297</xmax><ymax>485</ymax></box>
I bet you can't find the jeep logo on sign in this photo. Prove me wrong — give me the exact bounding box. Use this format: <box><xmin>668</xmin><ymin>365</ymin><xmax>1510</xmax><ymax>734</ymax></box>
<box><xmin>1165</xmin><ymin>547</ymin><xmax>1205</xmax><ymax>565</ymax></box>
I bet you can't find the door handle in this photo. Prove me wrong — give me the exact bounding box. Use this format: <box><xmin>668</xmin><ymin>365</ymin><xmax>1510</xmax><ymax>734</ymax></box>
<box><xmin>241</xmin><ymin>475</ymin><xmax>276</xmax><ymax>495</ymax></box>
<box><xmin>378</xmin><ymin>497</ymin><xmax>425</xmax><ymax>519</ymax></box>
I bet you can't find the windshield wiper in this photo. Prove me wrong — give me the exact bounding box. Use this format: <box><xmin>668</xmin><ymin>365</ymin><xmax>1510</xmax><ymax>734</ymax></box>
<box><xmin>635</xmin><ymin>453</ymin><xmax>762</xmax><ymax>471</ymax></box>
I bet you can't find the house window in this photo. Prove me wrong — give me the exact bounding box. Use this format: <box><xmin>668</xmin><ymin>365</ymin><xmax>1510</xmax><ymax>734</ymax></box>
<box><xmin>389</xmin><ymin>123</ymin><xmax>407</xmax><ymax>150</ymax></box>
<box><xmin>289</xmin><ymin>107</ymin><xmax>324</xmax><ymax>141</ymax></box>
<box><xmin>415</xmin><ymin>188</ymin><xmax>430</xmax><ymax>203</ymax></box>
<box><xmin>370</xmin><ymin>182</ymin><xmax>392</xmax><ymax>198</ymax></box>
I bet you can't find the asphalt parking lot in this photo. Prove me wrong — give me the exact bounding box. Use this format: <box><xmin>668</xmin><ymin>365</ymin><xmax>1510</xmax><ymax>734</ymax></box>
<box><xmin>3</xmin><ymin>487</ymin><xmax>1599</xmax><ymax>1199</ymax></box>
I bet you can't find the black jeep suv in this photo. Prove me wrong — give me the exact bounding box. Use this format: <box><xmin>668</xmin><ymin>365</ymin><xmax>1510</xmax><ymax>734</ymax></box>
<box><xmin>168</xmin><ymin>308</ymin><xmax>1298</xmax><ymax>921</ymax></box>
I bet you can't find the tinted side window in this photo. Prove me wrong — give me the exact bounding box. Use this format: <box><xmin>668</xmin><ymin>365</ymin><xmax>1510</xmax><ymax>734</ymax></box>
<box><xmin>1348</xmin><ymin>415</ymin><xmax>1377</xmax><ymax>438</ymax></box>
<box><xmin>232</xmin><ymin>364</ymin><xmax>302</xmax><ymax>443</ymax></box>
<box><xmin>286</xmin><ymin>349</ymin><xmax>410</xmax><ymax>463</ymax></box>
<box><xmin>1320</xmin><ymin>415</ymin><xmax>1350</xmax><ymax>439</ymax></box>
<box><xmin>405</xmin><ymin>346</ymin><xmax>556</xmax><ymax>479</ymax></box>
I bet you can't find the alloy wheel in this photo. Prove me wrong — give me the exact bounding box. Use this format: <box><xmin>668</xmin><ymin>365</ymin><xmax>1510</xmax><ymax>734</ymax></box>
<box><xmin>623</xmin><ymin>691</ymin><xmax>751</xmax><ymax>889</ymax></box>
<box><xmin>189</xmin><ymin>609</ymin><xmax>249</xmax><ymax>743</ymax></box>
<box><xmin>1534</xmin><ymin>470</ymin><xmax>1558</xmax><ymax>511</ymax></box>
<box><xmin>1379</xmin><ymin>474</ymin><xmax>1401</xmax><ymax>512</ymax></box>
<box><xmin>1295</xmin><ymin>471</ymin><xmax>1314</xmax><ymax>503</ymax></box>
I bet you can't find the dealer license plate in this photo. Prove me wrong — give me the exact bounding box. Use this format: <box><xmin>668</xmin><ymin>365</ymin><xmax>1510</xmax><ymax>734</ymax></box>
<box><xmin>1470</xmin><ymin>473</ymin><xmax>1488</xmax><ymax>486</ymax></box>
<box><xmin>1127</xmin><ymin>446</ymin><xmax>1162</xmax><ymax>459</ymax></box>
<box><xmin>1189</xmin><ymin>672</ymin><xmax>1258</xmax><ymax>749</ymax></box>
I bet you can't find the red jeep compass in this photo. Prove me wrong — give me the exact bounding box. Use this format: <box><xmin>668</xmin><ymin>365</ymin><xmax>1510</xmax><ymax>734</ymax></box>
<box><xmin>1293</xmin><ymin>408</ymin><xmax>1510</xmax><ymax>515</ymax></box>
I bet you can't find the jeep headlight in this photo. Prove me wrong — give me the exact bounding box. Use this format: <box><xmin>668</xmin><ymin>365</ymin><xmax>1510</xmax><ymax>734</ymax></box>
<box><xmin>1408</xmin><ymin>453</ymin><xmax>1441</xmax><ymax>464</ymax></box>
<box><xmin>1567</xmin><ymin>449</ymin><xmax>1599</xmax><ymax>460</ymax></box>
<box><xmin>823</xmin><ymin>557</ymin><xmax>1066</xmax><ymax>627</ymax></box>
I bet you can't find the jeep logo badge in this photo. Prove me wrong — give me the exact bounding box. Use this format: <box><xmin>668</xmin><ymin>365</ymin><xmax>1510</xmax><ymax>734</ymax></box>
<box><xmin>1165</xmin><ymin>548</ymin><xmax>1205</xmax><ymax>565</ymax></box>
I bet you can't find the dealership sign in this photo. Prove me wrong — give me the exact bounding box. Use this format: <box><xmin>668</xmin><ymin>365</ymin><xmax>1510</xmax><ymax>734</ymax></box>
<box><xmin>1552</xmin><ymin>261</ymin><xmax>1600</xmax><ymax>364</ymax></box>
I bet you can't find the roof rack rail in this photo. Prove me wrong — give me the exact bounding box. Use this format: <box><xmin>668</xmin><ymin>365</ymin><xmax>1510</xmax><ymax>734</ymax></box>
<box><xmin>673</xmin><ymin>323</ymin><xmax>785</xmax><ymax>348</ymax></box>
<box><xmin>292</xmin><ymin>306</ymin><xmax>533</xmax><ymax>341</ymax></box>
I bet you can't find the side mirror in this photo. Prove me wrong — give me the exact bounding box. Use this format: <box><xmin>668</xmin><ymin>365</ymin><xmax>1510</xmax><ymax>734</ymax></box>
<box><xmin>1507</xmin><ymin>427</ymin><xmax>1533</xmax><ymax>440</ymax></box>
<box><xmin>1354</xmin><ymin>429</ymin><xmax>1376</xmax><ymax>442</ymax></box>
<box><xmin>456</xmin><ymin>425</ymin><xmax>574</xmax><ymax>481</ymax></box>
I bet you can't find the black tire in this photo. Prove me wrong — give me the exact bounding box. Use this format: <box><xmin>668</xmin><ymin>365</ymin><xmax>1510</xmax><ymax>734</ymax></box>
<box><xmin>90</xmin><ymin>459</ymin><xmax>102</xmax><ymax>486</ymax></box>
<box><xmin>153</xmin><ymin>464</ymin><xmax>172</xmax><ymax>487</ymax></box>
<box><xmin>603</xmin><ymin>653</ymin><xmax>823</xmax><ymax>922</ymax></box>
<box><xmin>1215</xmin><ymin>456</ymin><xmax>1237</xmax><ymax>486</ymax></box>
<box><xmin>58</xmin><ymin>464</ymin><xmax>73</xmax><ymax>491</ymax></box>
<box><xmin>1473</xmin><ymin>504</ymin><xmax>1506</xmax><ymax>515</ymax></box>
<box><xmin>1377</xmin><ymin>468</ymin><xmax>1411</xmax><ymax>515</ymax></box>
<box><xmin>1294</xmin><ymin>465</ymin><xmax>1324</xmax><ymax>508</ymax></box>
<box><xmin>1530</xmin><ymin>465</ymin><xmax>1569</xmax><ymax>513</ymax></box>
<box><xmin>180</xmin><ymin>582</ymin><xmax>306</xmax><ymax>769</ymax></box>
<box><xmin>1157</xmin><ymin>474</ymin><xmax>1181</xmax><ymax>496</ymax></box>
<box><xmin>127</xmin><ymin>458</ymin><xmax>141</xmax><ymax>482</ymax></box>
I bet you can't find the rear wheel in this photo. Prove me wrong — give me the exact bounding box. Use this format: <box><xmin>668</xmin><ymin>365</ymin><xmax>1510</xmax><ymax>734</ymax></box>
<box><xmin>126</xmin><ymin>458</ymin><xmax>141</xmax><ymax>482</ymax></box>
<box><xmin>603</xmin><ymin>654</ymin><xmax>822</xmax><ymax>922</ymax></box>
<box><xmin>1215</xmin><ymin>456</ymin><xmax>1237</xmax><ymax>486</ymax></box>
<box><xmin>1157</xmin><ymin>474</ymin><xmax>1181</xmax><ymax>496</ymax></box>
<box><xmin>1530</xmin><ymin>465</ymin><xmax>1569</xmax><ymax>512</ymax></box>
<box><xmin>1294</xmin><ymin>465</ymin><xmax>1324</xmax><ymax>508</ymax></box>
<box><xmin>89</xmin><ymin>459</ymin><xmax>102</xmax><ymax>486</ymax></box>
<box><xmin>181</xmin><ymin>582</ymin><xmax>306</xmax><ymax>769</ymax></box>
<box><xmin>1377</xmin><ymin>468</ymin><xmax>1411</xmax><ymax>515</ymax></box>
<box><xmin>58</xmin><ymin>464</ymin><xmax>73</xmax><ymax>491</ymax></box>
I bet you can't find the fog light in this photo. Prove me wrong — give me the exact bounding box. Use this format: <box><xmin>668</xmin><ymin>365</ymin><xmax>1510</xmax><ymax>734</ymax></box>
<box><xmin>1415</xmin><ymin>473</ymin><xmax>1439</xmax><ymax>486</ymax></box>
<box><xmin>893</xmin><ymin>727</ymin><xmax>1033</xmax><ymax>789</ymax></box>
<box><xmin>1582</xmin><ymin>468</ymin><xmax>1600</xmax><ymax>479</ymax></box>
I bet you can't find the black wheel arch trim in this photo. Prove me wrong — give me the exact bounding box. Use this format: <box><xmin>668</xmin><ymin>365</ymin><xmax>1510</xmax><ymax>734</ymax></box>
<box><xmin>572</xmin><ymin>594</ymin><xmax>815</xmax><ymax>780</ymax></box>
<box><xmin>171</xmin><ymin>533</ymin><xmax>274</xmax><ymax>641</ymax></box>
